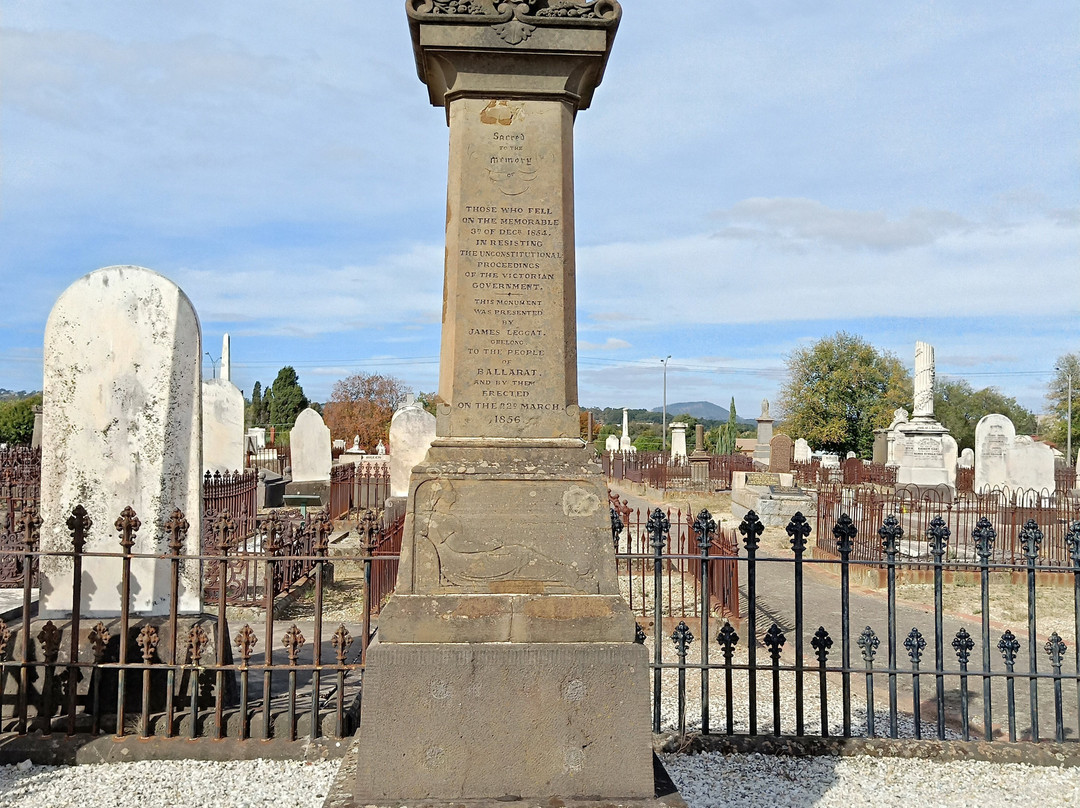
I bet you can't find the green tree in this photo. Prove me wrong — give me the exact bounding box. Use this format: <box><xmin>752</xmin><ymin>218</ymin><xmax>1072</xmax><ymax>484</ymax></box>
<box><xmin>1046</xmin><ymin>352</ymin><xmax>1080</xmax><ymax>464</ymax></box>
<box><xmin>0</xmin><ymin>394</ymin><xmax>40</xmax><ymax>444</ymax></box>
<box><xmin>707</xmin><ymin>397</ymin><xmax>739</xmax><ymax>454</ymax></box>
<box><xmin>266</xmin><ymin>366</ymin><xmax>308</xmax><ymax>429</ymax></box>
<box><xmin>777</xmin><ymin>332</ymin><xmax>912</xmax><ymax>457</ymax></box>
<box><xmin>247</xmin><ymin>381</ymin><xmax>263</xmax><ymax>428</ymax></box>
<box><xmin>632</xmin><ymin>425</ymin><xmax>661</xmax><ymax>452</ymax></box>
<box><xmin>935</xmin><ymin>380</ymin><xmax>1037</xmax><ymax>452</ymax></box>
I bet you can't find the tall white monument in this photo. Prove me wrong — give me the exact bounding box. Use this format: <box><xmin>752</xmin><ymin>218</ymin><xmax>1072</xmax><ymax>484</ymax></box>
<box><xmin>203</xmin><ymin>333</ymin><xmax>245</xmax><ymax>472</ymax></box>
<box><xmin>894</xmin><ymin>341</ymin><xmax>957</xmax><ymax>493</ymax></box>
<box><xmin>619</xmin><ymin>407</ymin><xmax>631</xmax><ymax>451</ymax></box>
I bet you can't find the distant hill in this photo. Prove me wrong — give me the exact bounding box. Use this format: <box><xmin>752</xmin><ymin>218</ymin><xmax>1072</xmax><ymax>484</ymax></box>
<box><xmin>0</xmin><ymin>389</ymin><xmax>38</xmax><ymax>401</ymax></box>
<box><xmin>650</xmin><ymin>400</ymin><xmax>756</xmax><ymax>425</ymax></box>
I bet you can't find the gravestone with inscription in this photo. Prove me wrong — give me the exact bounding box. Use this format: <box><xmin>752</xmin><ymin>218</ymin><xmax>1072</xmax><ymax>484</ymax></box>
<box><xmin>794</xmin><ymin>437</ymin><xmax>812</xmax><ymax>463</ymax></box>
<box><xmin>769</xmin><ymin>434</ymin><xmax>794</xmax><ymax>472</ymax></box>
<box><xmin>356</xmin><ymin>3</ymin><xmax>651</xmax><ymax>803</ymax></box>
<box><xmin>975</xmin><ymin>413</ymin><xmax>1054</xmax><ymax>494</ymax></box>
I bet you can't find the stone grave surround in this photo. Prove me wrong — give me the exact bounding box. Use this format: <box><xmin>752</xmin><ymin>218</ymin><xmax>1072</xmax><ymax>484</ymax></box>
<box><xmin>355</xmin><ymin>3</ymin><xmax>652</xmax><ymax>803</ymax></box>
<box><xmin>40</xmin><ymin>266</ymin><xmax>203</xmax><ymax>616</ymax></box>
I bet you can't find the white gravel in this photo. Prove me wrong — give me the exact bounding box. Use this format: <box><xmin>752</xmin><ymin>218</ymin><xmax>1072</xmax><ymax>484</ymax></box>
<box><xmin>0</xmin><ymin>758</ymin><xmax>339</xmax><ymax>808</ymax></box>
<box><xmin>663</xmin><ymin>751</ymin><xmax>1080</xmax><ymax>808</ymax></box>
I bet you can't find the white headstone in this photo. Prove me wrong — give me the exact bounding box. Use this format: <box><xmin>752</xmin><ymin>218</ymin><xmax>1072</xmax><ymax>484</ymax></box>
<box><xmin>793</xmin><ymin>438</ymin><xmax>812</xmax><ymax>463</ymax></box>
<box><xmin>1006</xmin><ymin>437</ymin><xmax>1055</xmax><ymax>493</ymax></box>
<box><xmin>202</xmin><ymin>377</ymin><xmax>245</xmax><ymax>473</ymax></box>
<box><xmin>820</xmin><ymin>453</ymin><xmax>840</xmax><ymax>469</ymax></box>
<box><xmin>958</xmin><ymin>448</ymin><xmax>974</xmax><ymax>469</ymax></box>
<box><xmin>975</xmin><ymin>414</ymin><xmax>1016</xmax><ymax>491</ymax></box>
<box><xmin>376</xmin><ymin>440</ymin><xmax>387</xmax><ymax>456</ymax></box>
<box><xmin>389</xmin><ymin>399</ymin><xmax>437</xmax><ymax>498</ymax></box>
<box><xmin>333</xmin><ymin>439</ymin><xmax>346</xmax><ymax>451</ymax></box>
<box><xmin>886</xmin><ymin>408</ymin><xmax>909</xmax><ymax>466</ymax></box>
<box><xmin>290</xmin><ymin>407</ymin><xmax>331</xmax><ymax>482</ymax></box>
<box><xmin>604</xmin><ymin>434</ymin><xmax>620</xmax><ymax>453</ymax></box>
<box><xmin>670</xmin><ymin>422</ymin><xmax>688</xmax><ymax>461</ymax></box>
<box><xmin>41</xmin><ymin>266</ymin><xmax>203</xmax><ymax>616</ymax></box>
<box><xmin>845</xmin><ymin>451</ymin><xmax>857</xmax><ymax>460</ymax></box>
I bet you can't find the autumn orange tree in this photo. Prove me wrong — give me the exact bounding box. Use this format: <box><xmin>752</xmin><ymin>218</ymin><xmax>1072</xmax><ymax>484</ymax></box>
<box><xmin>323</xmin><ymin>372</ymin><xmax>408</xmax><ymax>450</ymax></box>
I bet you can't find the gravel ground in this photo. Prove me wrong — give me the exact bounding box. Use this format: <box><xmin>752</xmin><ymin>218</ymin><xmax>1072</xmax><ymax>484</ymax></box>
<box><xmin>662</xmin><ymin>751</ymin><xmax>1080</xmax><ymax>808</ymax></box>
<box><xmin>0</xmin><ymin>758</ymin><xmax>338</xmax><ymax>808</ymax></box>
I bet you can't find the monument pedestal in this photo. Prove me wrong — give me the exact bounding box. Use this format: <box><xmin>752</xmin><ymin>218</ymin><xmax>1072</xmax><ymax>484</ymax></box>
<box><xmin>894</xmin><ymin>417</ymin><xmax>958</xmax><ymax>496</ymax></box>
<box><xmin>356</xmin><ymin>439</ymin><xmax>651</xmax><ymax>800</ymax></box>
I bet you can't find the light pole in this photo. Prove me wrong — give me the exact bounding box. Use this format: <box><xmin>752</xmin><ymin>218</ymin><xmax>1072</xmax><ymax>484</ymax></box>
<box><xmin>661</xmin><ymin>355</ymin><xmax>671</xmax><ymax>452</ymax></box>
<box><xmin>205</xmin><ymin>352</ymin><xmax>219</xmax><ymax>379</ymax></box>
<box><xmin>1058</xmin><ymin>365</ymin><xmax>1073</xmax><ymax>466</ymax></box>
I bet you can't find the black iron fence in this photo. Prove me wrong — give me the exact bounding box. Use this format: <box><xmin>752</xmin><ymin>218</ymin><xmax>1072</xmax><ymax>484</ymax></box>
<box><xmin>203</xmin><ymin>470</ymin><xmax>258</xmax><ymax>539</ymax></box>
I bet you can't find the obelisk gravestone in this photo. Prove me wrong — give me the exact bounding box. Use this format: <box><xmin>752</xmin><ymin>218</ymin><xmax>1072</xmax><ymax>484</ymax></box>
<box><xmin>355</xmin><ymin>1</ymin><xmax>651</xmax><ymax>801</ymax></box>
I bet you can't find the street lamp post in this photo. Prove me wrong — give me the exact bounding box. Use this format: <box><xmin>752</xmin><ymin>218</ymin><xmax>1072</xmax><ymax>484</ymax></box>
<box><xmin>1057</xmin><ymin>365</ymin><xmax>1073</xmax><ymax>466</ymax></box>
<box><xmin>205</xmin><ymin>352</ymin><xmax>219</xmax><ymax>379</ymax></box>
<box><xmin>661</xmin><ymin>355</ymin><xmax>671</xmax><ymax>453</ymax></box>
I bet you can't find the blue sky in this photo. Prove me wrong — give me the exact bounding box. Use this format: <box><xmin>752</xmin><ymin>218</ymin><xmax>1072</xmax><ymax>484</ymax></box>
<box><xmin>2</xmin><ymin>2</ymin><xmax>1077</xmax><ymax>416</ymax></box>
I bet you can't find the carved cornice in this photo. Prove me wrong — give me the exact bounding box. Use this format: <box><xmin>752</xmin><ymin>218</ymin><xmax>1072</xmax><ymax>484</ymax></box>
<box><xmin>408</xmin><ymin>1</ymin><xmax>621</xmax><ymax>46</ymax></box>
<box><xmin>407</xmin><ymin>0</ymin><xmax>621</xmax><ymax>113</ymax></box>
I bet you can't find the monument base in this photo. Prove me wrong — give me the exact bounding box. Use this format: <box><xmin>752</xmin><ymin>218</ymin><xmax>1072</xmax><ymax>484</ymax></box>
<box><xmin>354</xmin><ymin>641</ymin><xmax>653</xmax><ymax>801</ymax></box>
<box><xmin>894</xmin><ymin>417</ymin><xmax>957</xmax><ymax>494</ymax></box>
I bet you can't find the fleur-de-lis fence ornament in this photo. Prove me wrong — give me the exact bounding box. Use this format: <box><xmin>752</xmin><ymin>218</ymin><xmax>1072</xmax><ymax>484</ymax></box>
<box><xmin>38</xmin><ymin>620</ymin><xmax>61</xmax><ymax>664</ymax></box>
<box><xmin>261</xmin><ymin>514</ymin><xmax>282</xmax><ymax>554</ymax></box>
<box><xmin>212</xmin><ymin>510</ymin><xmax>237</xmax><ymax>554</ymax></box>
<box><xmin>694</xmin><ymin>509</ymin><xmax>717</xmax><ymax>553</ymax></box>
<box><xmin>857</xmin><ymin>626</ymin><xmax>879</xmax><ymax>664</ymax></box>
<box><xmin>0</xmin><ymin>620</ymin><xmax>10</xmax><ymax>661</ymax></box>
<box><xmin>312</xmin><ymin>511</ymin><xmax>334</xmax><ymax>555</ymax></box>
<box><xmin>763</xmin><ymin>624</ymin><xmax>786</xmax><ymax>663</ymax></box>
<box><xmin>738</xmin><ymin>510</ymin><xmax>764</xmax><ymax>553</ymax></box>
<box><xmin>234</xmin><ymin>624</ymin><xmax>257</xmax><ymax>666</ymax></box>
<box><xmin>786</xmin><ymin>511</ymin><xmax>811</xmax><ymax>555</ymax></box>
<box><xmin>1020</xmin><ymin>519</ymin><xmax>1043</xmax><ymax>563</ymax></box>
<box><xmin>998</xmin><ymin>630</ymin><xmax>1020</xmax><ymax>670</ymax></box>
<box><xmin>811</xmin><ymin>626</ymin><xmax>833</xmax><ymax>664</ymax></box>
<box><xmin>66</xmin><ymin>505</ymin><xmax>92</xmax><ymax>554</ymax></box>
<box><xmin>927</xmin><ymin>515</ymin><xmax>949</xmax><ymax>561</ymax></box>
<box><xmin>904</xmin><ymin>627</ymin><xmax>926</xmax><ymax>665</ymax></box>
<box><xmin>671</xmin><ymin>621</ymin><xmax>694</xmax><ymax>657</ymax></box>
<box><xmin>331</xmin><ymin>624</ymin><xmax>353</xmax><ymax>664</ymax></box>
<box><xmin>878</xmin><ymin>514</ymin><xmax>903</xmax><ymax>558</ymax></box>
<box><xmin>19</xmin><ymin>506</ymin><xmax>42</xmax><ymax>549</ymax></box>
<box><xmin>634</xmin><ymin>623</ymin><xmax>646</xmax><ymax>645</ymax></box>
<box><xmin>137</xmin><ymin>625</ymin><xmax>160</xmax><ymax>664</ymax></box>
<box><xmin>717</xmin><ymin>622</ymin><xmax>739</xmax><ymax>662</ymax></box>
<box><xmin>188</xmin><ymin>625</ymin><xmax>209</xmax><ymax>666</ymax></box>
<box><xmin>88</xmin><ymin>622</ymin><xmax>111</xmax><ymax>663</ymax></box>
<box><xmin>164</xmin><ymin>508</ymin><xmax>189</xmax><ymax>556</ymax></box>
<box><xmin>114</xmin><ymin>505</ymin><xmax>141</xmax><ymax>550</ymax></box>
<box><xmin>832</xmin><ymin>513</ymin><xmax>857</xmax><ymax>556</ymax></box>
<box><xmin>1066</xmin><ymin>520</ymin><xmax>1080</xmax><ymax>565</ymax></box>
<box><xmin>646</xmin><ymin>508</ymin><xmax>670</xmax><ymax>552</ymax></box>
<box><xmin>952</xmin><ymin>627</ymin><xmax>975</xmax><ymax>666</ymax></box>
<box><xmin>282</xmin><ymin>624</ymin><xmax>305</xmax><ymax>665</ymax></box>
<box><xmin>1045</xmin><ymin>632</ymin><xmax>1068</xmax><ymax>669</ymax></box>
<box><xmin>609</xmin><ymin>506</ymin><xmax>623</xmax><ymax>551</ymax></box>
<box><xmin>972</xmin><ymin>517</ymin><xmax>996</xmax><ymax>563</ymax></box>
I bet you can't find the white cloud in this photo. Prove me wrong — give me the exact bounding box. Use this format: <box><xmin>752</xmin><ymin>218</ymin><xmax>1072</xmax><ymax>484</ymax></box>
<box><xmin>579</xmin><ymin>337</ymin><xmax>631</xmax><ymax>351</ymax></box>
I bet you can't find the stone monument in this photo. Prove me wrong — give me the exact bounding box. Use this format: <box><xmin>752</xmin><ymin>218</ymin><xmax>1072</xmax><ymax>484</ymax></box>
<box><xmin>356</xmin><ymin>2</ymin><xmax>650</xmax><ymax>802</ymax></box>
<box><xmin>753</xmin><ymin>398</ymin><xmax>773</xmax><ymax>465</ymax></box>
<box><xmin>670</xmin><ymin>421</ymin><xmax>688</xmax><ymax>461</ymax></box>
<box><xmin>388</xmin><ymin>394</ymin><xmax>437</xmax><ymax>499</ymax></box>
<box><xmin>794</xmin><ymin>437</ymin><xmax>812</xmax><ymax>463</ymax></box>
<box><xmin>202</xmin><ymin>333</ymin><xmax>245</xmax><ymax>472</ymax></box>
<box><xmin>40</xmin><ymin>266</ymin><xmax>203</xmax><ymax>616</ymax></box>
<box><xmin>604</xmin><ymin>433</ymin><xmax>619</xmax><ymax>453</ymax></box>
<box><xmin>975</xmin><ymin>413</ymin><xmax>1054</xmax><ymax>494</ymax></box>
<box><xmin>769</xmin><ymin>433</ymin><xmax>794</xmax><ymax>473</ymax></box>
<box><xmin>287</xmin><ymin>407</ymin><xmax>331</xmax><ymax>502</ymax></box>
<box><xmin>619</xmin><ymin>407</ymin><xmax>632</xmax><ymax>452</ymax></box>
<box><xmin>893</xmin><ymin>342</ymin><xmax>957</xmax><ymax>494</ymax></box>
